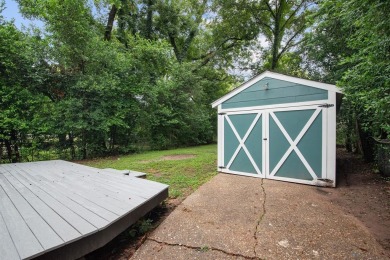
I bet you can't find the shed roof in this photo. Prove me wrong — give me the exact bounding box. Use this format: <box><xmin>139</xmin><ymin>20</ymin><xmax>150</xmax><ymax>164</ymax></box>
<box><xmin>212</xmin><ymin>71</ymin><xmax>342</xmax><ymax>108</ymax></box>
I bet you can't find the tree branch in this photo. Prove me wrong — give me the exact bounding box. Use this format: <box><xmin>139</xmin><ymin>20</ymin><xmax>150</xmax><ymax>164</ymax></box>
<box><xmin>193</xmin><ymin>38</ymin><xmax>242</xmax><ymax>70</ymax></box>
<box><xmin>181</xmin><ymin>0</ymin><xmax>207</xmax><ymax>61</ymax></box>
<box><xmin>168</xmin><ymin>32</ymin><xmax>181</xmax><ymax>62</ymax></box>
<box><xmin>104</xmin><ymin>5</ymin><xmax>117</xmax><ymax>41</ymax></box>
<box><xmin>277</xmin><ymin>26</ymin><xmax>306</xmax><ymax>60</ymax></box>
<box><xmin>145</xmin><ymin>0</ymin><xmax>155</xmax><ymax>39</ymax></box>
<box><xmin>264</xmin><ymin>0</ymin><xmax>276</xmax><ymax>19</ymax></box>
<box><xmin>253</xmin><ymin>14</ymin><xmax>273</xmax><ymax>32</ymax></box>
<box><xmin>280</xmin><ymin>0</ymin><xmax>305</xmax><ymax>32</ymax></box>
<box><xmin>192</xmin><ymin>37</ymin><xmax>243</xmax><ymax>61</ymax></box>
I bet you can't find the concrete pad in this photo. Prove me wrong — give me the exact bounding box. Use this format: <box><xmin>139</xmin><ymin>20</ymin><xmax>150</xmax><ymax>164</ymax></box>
<box><xmin>132</xmin><ymin>174</ymin><xmax>387</xmax><ymax>260</ymax></box>
<box><xmin>255</xmin><ymin>180</ymin><xmax>386</xmax><ymax>259</ymax></box>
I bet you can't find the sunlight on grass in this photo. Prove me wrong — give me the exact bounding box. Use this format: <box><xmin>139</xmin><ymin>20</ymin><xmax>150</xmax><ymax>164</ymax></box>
<box><xmin>82</xmin><ymin>144</ymin><xmax>218</xmax><ymax>199</ymax></box>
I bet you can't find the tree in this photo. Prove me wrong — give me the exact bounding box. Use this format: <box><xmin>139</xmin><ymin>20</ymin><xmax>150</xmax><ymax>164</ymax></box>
<box><xmin>0</xmin><ymin>4</ymin><xmax>50</xmax><ymax>162</ymax></box>
<box><xmin>305</xmin><ymin>0</ymin><xmax>390</xmax><ymax>161</ymax></box>
<box><xmin>213</xmin><ymin>0</ymin><xmax>315</xmax><ymax>74</ymax></box>
<box><xmin>6</xmin><ymin>0</ymin><xmax>233</xmax><ymax>161</ymax></box>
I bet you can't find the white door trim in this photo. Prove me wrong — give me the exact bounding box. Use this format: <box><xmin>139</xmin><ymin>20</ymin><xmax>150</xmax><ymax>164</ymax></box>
<box><xmin>268</xmin><ymin>108</ymin><xmax>322</xmax><ymax>180</ymax></box>
<box><xmin>225</xmin><ymin>113</ymin><xmax>263</xmax><ymax>176</ymax></box>
<box><xmin>218</xmin><ymin>103</ymin><xmax>332</xmax><ymax>185</ymax></box>
<box><xmin>219</xmin><ymin>100</ymin><xmax>329</xmax><ymax>113</ymax></box>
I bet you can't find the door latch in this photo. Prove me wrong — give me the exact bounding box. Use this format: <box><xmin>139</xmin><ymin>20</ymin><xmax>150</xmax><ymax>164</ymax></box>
<box><xmin>263</xmin><ymin>138</ymin><xmax>268</xmax><ymax>141</ymax></box>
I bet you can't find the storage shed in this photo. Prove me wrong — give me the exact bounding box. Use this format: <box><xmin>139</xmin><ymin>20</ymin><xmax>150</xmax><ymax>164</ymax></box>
<box><xmin>212</xmin><ymin>71</ymin><xmax>342</xmax><ymax>187</ymax></box>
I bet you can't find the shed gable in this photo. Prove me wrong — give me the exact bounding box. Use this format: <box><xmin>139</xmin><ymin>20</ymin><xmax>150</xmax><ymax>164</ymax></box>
<box><xmin>221</xmin><ymin>77</ymin><xmax>328</xmax><ymax>109</ymax></box>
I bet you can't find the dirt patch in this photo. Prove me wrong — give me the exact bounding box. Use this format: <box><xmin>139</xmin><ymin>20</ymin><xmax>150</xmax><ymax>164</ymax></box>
<box><xmin>316</xmin><ymin>148</ymin><xmax>390</xmax><ymax>256</ymax></box>
<box><xmin>139</xmin><ymin>154</ymin><xmax>196</xmax><ymax>163</ymax></box>
<box><xmin>160</xmin><ymin>154</ymin><xmax>196</xmax><ymax>160</ymax></box>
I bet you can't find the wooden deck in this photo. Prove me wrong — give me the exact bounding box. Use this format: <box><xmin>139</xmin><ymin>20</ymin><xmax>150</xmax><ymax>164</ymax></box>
<box><xmin>0</xmin><ymin>160</ymin><xmax>168</xmax><ymax>260</ymax></box>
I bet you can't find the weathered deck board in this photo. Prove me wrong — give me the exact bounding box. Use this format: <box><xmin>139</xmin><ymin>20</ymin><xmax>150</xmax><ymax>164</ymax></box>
<box><xmin>0</xmin><ymin>160</ymin><xmax>168</xmax><ymax>260</ymax></box>
<box><xmin>0</xmin><ymin>174</ymin><xmax>65</xmax><ymax>247</ymax></box>
<box><xmin>0</xmin><ymin>212</ymin><xmax>20</xmax><ymax>260</ymax></box>
<box><xmin>29</xmin><ymin>169</ymin><xmax>133</xmax><ymax>214</ymax></box>
<box><xmin>8</xmin><ymin>164</ymin><xmax>119</xmax><ymax>222</ymax></box>
<box><xmin>0</xmin><ymin>173</ymin><xmax>81</xmax><ymax>243</ymax></box>
<box><xmin>12</xmin><ymin>165</ymin><xmax>124</xmax><ymax>220</ymax></box>
<box><xmin>3</xmin><ymin>164</ymin><xmax>113</xmax><ymax>226</ymax></box>
<box><xmin>3</xmin><ymin>170</ymin><xmax>97</xmax><ymax>235</ymax></box>
<box><xmin>30</xmin><ymin>162</ymin><xmax>161</xmax><ymax>200</ymax></box>
<box><xmin>0</xmin><ymin>184</ymin><xmax>43</xmax><ymax>259</ymax></box>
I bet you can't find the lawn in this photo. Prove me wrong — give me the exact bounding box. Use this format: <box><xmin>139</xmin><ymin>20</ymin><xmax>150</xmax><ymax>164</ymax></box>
<box><xmin>82</xmin><ymin>144</ymin><xmax>218</xmax><ymax>199</ymax></box>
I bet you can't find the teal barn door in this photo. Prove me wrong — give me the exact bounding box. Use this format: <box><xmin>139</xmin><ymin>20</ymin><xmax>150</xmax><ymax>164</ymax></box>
<box><xmin>221</xmin><ymin>106</ymin><xmax>326</xmax><ymax>185</ymax></box>
<box><xmin>223</xmin><ymin>111</ymin><xmax>264</xmax><ymax>177</ymax></box>
<box><xmin>266</xmin><ymin>106</ymin><xmax>325</xmax><ymax>184</ymax></box>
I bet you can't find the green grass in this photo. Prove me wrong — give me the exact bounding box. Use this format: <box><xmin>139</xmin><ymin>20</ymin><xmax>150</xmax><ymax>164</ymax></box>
<box><xmin>82</xmin><ymin>144</ymin><xmax>218</xmax><ymax>199</ymax></box>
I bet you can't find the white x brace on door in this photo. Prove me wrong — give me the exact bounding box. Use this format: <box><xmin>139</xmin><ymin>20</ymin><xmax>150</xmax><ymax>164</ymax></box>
<box><xmin>220</xmin><ymin>105</ymin><xmax>327</xmax><ymax>185</ymax></box>
<box><xmin>221</xmin><ymin>111</ymin><xmax>266</xmax><ymax>178</ymax></box>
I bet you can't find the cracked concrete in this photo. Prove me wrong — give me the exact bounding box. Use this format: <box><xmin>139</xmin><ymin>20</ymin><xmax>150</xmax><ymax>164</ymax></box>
<box><xmin>253</xmin><ymin>178</ymin><xmax>266</xmax><ymax>258</ymax></box>
<box><xmin>131</xmin><ymin>174</ymin><xmax>387</xmax><ymax>260</ymax></box>
<box><xmin>147</xmin><ymin>238</ymin><xmax>261</xmax><ymax>259</ymax></box>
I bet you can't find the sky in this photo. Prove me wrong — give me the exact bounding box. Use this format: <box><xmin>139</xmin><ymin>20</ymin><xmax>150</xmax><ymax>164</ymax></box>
<box><xmin>2</xmin><ymin>0</ymin><xmax>44</xmax><ymax>29</ymax></box>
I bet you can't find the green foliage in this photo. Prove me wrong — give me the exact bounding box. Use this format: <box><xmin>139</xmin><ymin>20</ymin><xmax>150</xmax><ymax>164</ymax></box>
<box><xmin>199</xmin><ymin>245</ymin><xmax>210</xmax><ymax>252</ymax></box>
<box><xmin>338</xmin><ymin>0</ymin><xmax>390</xmax><ymax>137</ymax></box>
<box><xmin>303</xmin><ymin>0</ymin><xmax>360</xmax><ymax>83</ymax></box>
<box><xmin>213</xmin><ymin>0</ymin><xmax>316</xmax><ymax>74</ymax></box>
<box><xmin>128</xmin><ymin>218</ymin><xmax>153</xmax><ymax>238</ymax></box>
<box><xmin>305</xmin><ymin>0</ymin><xmax>390</xmax><ymax>139</ymax></box>
<box><xmin>3</xmin><ymin>0</ymin><xmax>387</xmax><ymax>163</ymax></box>
<box><xmin>1</xmin><ymin>1</ymin><xmax>233</xmax><ymax>162</ymax></box>
<box><xmin>147</xmin><ymin>63</ymin><xmax>213</xmax><ymax>149</ymax></box>
<box><xmin>0</xmin><ymin>13</ymin><xmax>52</xmax><ymax>161</ymax></box>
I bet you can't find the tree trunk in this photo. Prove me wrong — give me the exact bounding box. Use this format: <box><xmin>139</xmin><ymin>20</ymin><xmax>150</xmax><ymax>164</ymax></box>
<box><xmin>4</xmin><ymin>139</ymin><xmax>12</xmax><ymax>163</ymax></box>
<box><xmin>69</xmin><ymin>133</ymin><xmax>76</xmax><ymax>160</ymax></box>
<box><xmin>270</xmin><ymin>0</ymin><xmax>286</xmax><ymax>70</ymax></box>
<box><xmin>357</xmin><ymin>121</ymin><xmax>375</xmax><ymax>162</ymax></box>
<box><xmin>0</xmin><ymin>140</ymin><xmax>3</xmax><ymax>162</ymax></box>
<box><xmin>82</xmin><ymin>131</ymin><xmax>87</xmax><ymax>160</ymax></box>
<box><xmin>104</xmin><ymin>5</ymin><xmax>118</xmax><ymax>41</ymax></box>
<box><xmin>271</xmin><ymin>14</ymin><xmax>281</xmax><ymax>68</ymax></box>
<box><xmin>345</xmin><ymin>133</ymin><xmax>352</xmax><ymax>152</ymax></box>
<box><xmin>145</xmin><ymin>0</ymin><xmax>154</xmax><ymax>39</ymax></box>
<box><xmin>271</xmin><ymin>30</ymin><xmax>280</xmax><ymax>70</ymax></box>
<box><xmin>110</xmin><ymin>126</ymin><xmax>117</xmax><ymax>151</ymax></box>
<box><xmin>58</xmin><ymin>133</ymin><xmax>67</xmax><ymax>149</ymax></box>
<box><xmin>11</xmin><ymin>130</ymin><xmax>20</xmax><ymax>162</ymax></box>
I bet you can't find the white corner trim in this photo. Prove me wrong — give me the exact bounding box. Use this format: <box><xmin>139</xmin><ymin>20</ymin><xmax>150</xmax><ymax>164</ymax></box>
<box><xmin>211</xmin><ymin>71</ymin><xmax>342</xmax><ymax>108</ymax></box>
<box><xmin>217</xmin><ymin>105</ymin><xmax>223</xmax><ymax>171</ymax></box>
<box><xmin>327</xmin><ymin>92</ymin><xmax>337</xmax><ymax>186</ymax></box>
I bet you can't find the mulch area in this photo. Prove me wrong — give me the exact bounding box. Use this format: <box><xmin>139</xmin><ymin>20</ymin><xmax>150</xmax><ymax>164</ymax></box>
<box><xmin>326</xmin><ymin>148</ymin><xmax>390</xmax><ymax>255</ymax></box>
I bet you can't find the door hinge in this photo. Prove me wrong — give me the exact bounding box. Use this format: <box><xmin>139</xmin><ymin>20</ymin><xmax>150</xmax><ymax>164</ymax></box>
<box><xmin>218</xmin><ymin>166</ymin><xmax>226</xmax><ymax>169</ymax></box>
<box><xmin>218</xmin><ymin>112</ymin><xmax>226</xmax><ymax>115</ymax></box>
<box><xmin>318</xmin><ymin>104</ymin><xmax>334</xmax><ymax>108</ymax></box>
